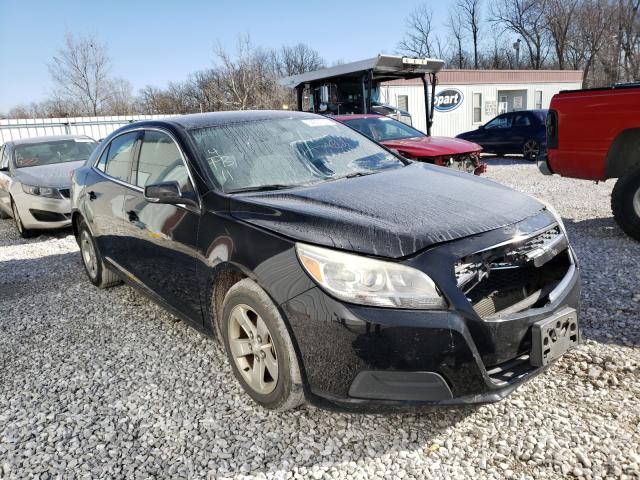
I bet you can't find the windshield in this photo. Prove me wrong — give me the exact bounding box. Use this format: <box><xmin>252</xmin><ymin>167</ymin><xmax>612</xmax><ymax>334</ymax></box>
<box><xmin>14</xmin><ymin>139</ymin><xmax>97</xmax><ymax>168</ymax></box>
<box><xmin>343</xmin><ymin>117</ymin><xmax>424</xmax><ymax>142</ymax></box>
<box><xmin>189</xmin><ymin>117</ymin><xmax>405</xmax><ymax>193</ymax></box>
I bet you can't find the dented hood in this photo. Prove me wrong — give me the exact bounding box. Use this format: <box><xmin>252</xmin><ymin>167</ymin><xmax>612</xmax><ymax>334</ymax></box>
<box><xmin>229</xmin><ymin>163</ymin><xmax>545</xmax><ymax>258</ymax></box>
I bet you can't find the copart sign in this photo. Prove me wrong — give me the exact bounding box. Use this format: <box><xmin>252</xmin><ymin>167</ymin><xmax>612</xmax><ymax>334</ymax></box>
<box><xmin>434</xmin><ymin>89</ymin><xmax>464</xmax><ymax>112</ymax></box>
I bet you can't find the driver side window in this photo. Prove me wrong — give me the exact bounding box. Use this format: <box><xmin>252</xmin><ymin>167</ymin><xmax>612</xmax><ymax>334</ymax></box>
<box><xmin>135</xmin><ymin>130</ymin><xmax>193</xmax><ymax>193</ymax></box>
<box><xmin>485</xmin><ymin>114</ymin><xmax>512</xmax><ymax>129</ymax></box>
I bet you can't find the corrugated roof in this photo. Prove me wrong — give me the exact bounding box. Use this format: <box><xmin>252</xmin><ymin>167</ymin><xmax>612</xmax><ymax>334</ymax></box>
<box><xmin>384</xmin><ymin>69</ymin><xmax>584</xmax><ymax>86</ymax></box>
<box><xmin>279</xmin><ymin>55</ymin><xmax>445</xmax><ymax>89</ymax></box>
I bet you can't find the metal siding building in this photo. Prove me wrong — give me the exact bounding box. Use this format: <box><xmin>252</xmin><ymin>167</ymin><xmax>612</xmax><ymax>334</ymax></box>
<box><xmin>0</xmin><ymin>114</ymin><xmax>178</xmax><ymax>144</ymax></box>
<box><xmin>379</xmin><ymin>70</ymin><xmax>583</xmax><ymax>136</ymax></box>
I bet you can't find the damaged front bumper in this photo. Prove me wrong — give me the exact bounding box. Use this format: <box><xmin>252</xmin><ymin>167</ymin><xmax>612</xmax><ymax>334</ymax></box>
<box><xmin>280</xmin><ymin>210</ymin><xmax>581</xmax><ymax>411</ymax></box>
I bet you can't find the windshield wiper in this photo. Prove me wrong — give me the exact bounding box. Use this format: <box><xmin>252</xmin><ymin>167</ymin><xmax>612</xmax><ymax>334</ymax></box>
<box><xmin>344</xmin><ymin>171</ymin><xmax>376</xmax><ymax>179</ymax></box>
<box><xmin>226</xmin><ymin>184</ymin><xmax>297</xmax><ymax>194</ymax></box>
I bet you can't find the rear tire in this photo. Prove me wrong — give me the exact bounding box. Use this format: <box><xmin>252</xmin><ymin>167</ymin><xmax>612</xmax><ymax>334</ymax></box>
<box><xmin>77</xmin><ymin>220</ymin><xmax>122</xmax><ymax>288</ymax></box>
<box><xmin>220</xmin><ymin>279</ymin><xmax>304</xmax><ymax>411</ymax></box>
<box><xmin>611</xmin><ymin>167</ymin><xmax>640</xmax><ymax>241</ymax></box>
<box><xmin>11</xmin><ymin>199</ymin><xmax>35</xmax><ymax>238</ymax></box>
<box><xmin>523</xmin><ymin>139</ymin><xmax>540</xmax><ymax>161</ymax></box>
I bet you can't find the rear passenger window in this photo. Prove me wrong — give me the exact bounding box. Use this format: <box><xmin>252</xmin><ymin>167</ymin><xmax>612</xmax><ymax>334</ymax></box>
<box><xmin>136</xmin><ymin>131</ymin><xmax>192</xmax><ymax>192</ymax></box>
<box><xmin>104</xmin><ymin>132</ymin><xmax>138</xmax><ymax>182</ymax></box>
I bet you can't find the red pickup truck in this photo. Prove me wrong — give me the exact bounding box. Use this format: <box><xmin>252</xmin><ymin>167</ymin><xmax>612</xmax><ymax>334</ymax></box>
<box><xmin>542</xmin><ymin>84</ymin><xmax>640</xmax><ymax>240</ymax></box>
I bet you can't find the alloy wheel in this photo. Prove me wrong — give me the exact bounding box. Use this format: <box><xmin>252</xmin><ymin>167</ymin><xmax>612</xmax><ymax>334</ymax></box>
<box><xmin>634</xmin><ymin>185</ymin><xmax>640</xmax><ymax>218</ymax></box>
<box><xmin>227</xmin><ymin>304</ymin><xmax>279</xmax><ymax>395</ymax></box>
<box><xmin>80</xmin><ymin>230</ymin><xmax>99</xmax><ymax>280</ymax></box>
<box><xmin>523</xmin><ymin>140</ymin><xmax>539</xmax><ymax>161</ymax></box>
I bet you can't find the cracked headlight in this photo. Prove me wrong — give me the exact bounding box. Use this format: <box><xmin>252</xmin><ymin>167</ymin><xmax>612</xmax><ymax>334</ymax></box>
<box><xmin>295</xmin><ymin>243</ymin><xmax>446</xmax><ymax>309</ymax></box>
<box><xmin>21</xmin><ymin>184</ymin><xmax>62</xmax><ymax>199</ymax></box>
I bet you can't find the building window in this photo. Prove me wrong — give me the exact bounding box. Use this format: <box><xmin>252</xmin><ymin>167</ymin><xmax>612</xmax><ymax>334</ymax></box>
<box><xmin>397</xmin><ymin>95</ymin><xmax>408</xmax><ymax>111</ymax></box>
<box><xmin>535</xmin><ymin>90</ymin><xmax>543</xmax><ymax>109</ymax></box>
<box><xmin>473</xmin><ymin>93</ymin><xmax>482</xmax><ymax>123</ymax></box>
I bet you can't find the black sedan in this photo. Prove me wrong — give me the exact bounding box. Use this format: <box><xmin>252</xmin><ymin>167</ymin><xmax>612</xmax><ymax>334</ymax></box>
<box><xmin>70</xmin><ymin>111</ymin><xmax>579</xmax><ymax>411</ymax></box>
<box><xmin>457</xmin><ymin>109</ymin><xmax>548</xmax><ymax>161</ymax></box>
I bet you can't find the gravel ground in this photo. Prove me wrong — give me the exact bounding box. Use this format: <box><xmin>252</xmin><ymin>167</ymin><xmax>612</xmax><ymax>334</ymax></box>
<box><xmin>0</xmin><ymin>159</ymin><xmax>639</xmax><ymax>480</ymax></box>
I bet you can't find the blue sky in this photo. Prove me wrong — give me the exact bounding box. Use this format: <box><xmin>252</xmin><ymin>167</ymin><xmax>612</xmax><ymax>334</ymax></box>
<box><xmin>0</xmin><ymin>0</ymin><xmax>449</xmax><ymax>112</ymax></box>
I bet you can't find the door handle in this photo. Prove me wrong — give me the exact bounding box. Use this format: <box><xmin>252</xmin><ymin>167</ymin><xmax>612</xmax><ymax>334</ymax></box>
<box><xmin>127</xmin><ymin>210</ymin><xmax>139</xmax><ymax>223</ymax></box>
<box><xmin>88</xmin><ymin>191</ymin><xmax>97</xmax><ymax>201</ymax></box>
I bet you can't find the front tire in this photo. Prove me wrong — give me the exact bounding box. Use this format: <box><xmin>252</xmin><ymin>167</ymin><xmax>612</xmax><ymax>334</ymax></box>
<box><xmin>523</xmin><ymin>139</ymin><xmax>540</xmax><ymax>161</ymax></box>
<box><xmin>220</xmin><ymin>279</ymin><xmax>304</xmax><ymax>411</ymax></box>
<box><xmin>78</xmin><ymin>220</ymin><xmax>122</xmax><ymax>288</ymax></box>
<box><xmin>11</xmin><ymin>199</ymin><xmax>35</xmax><ymax>238</ymax></box>
<box><xmin>611</xmin><ymin>167</ymin><xmax>640</xmax><ymax>241</ymax></box>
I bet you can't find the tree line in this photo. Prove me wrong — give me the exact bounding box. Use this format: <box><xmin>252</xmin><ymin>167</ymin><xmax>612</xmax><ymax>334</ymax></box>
<box><xmin>2</xmin><ymin>0</ymin><xmax>638</xmax><ymax>119</ymax></box>
<box><xmin>399</xmin><ymin>0</ymin><xmax>639</xmax><ymax>87</ymax></box>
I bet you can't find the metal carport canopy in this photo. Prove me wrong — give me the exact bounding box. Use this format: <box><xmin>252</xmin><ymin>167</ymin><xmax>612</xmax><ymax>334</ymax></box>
<box><xmin>278</xmin><ymin>55</ymin><xmax>445</xmax><ymax>89</ymax></box>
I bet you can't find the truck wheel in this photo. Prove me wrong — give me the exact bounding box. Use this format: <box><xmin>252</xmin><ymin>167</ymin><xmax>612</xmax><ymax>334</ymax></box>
<box><xmin>611</xmin><ymin>167</ymin><xmax>640</xmax><ymax>241</ymax></box>
<box><xmin>523</xmin><ymin>139</ymin><xmax>540</xmax><ymax>161</ymax></box>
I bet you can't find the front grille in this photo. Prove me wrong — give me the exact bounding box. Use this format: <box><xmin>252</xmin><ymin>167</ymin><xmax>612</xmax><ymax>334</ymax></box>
<box><xmin>59</xmin><ymin>188</ymin><xmax>70</xmax><ymax>198</ymax></box>
<box><xmin>455</xmin><ymin>225</ymin><xmax>571</xmax><ymax>318</ymax></box>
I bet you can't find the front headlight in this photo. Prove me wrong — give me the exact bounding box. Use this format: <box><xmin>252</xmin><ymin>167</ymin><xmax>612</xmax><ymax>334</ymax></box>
<box><xmin>295</xmin><ymin>243</ymin><xmax>446</xmax><ymax>309</ymax></box>
<box><xmin>21</xmin><ymin>184</ymin><xmax>61</xmax><ymax>199</ymax></box>
<box><xmin>536</xmin><ymin>199</ymin><xmax>567</xmax><ymax>236</ymax></box>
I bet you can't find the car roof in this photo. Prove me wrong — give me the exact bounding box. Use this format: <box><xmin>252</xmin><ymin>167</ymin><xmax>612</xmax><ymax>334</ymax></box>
<box><xmin>158</xmin><ymin>110</ymin><xmax>321</xmax><ymax>130</ymax></box>
<box><xmin>5</xmin><ymin>134</ymin><xmax>96</xmax><ymax>147</ymax></box>
<box><xmin>332</xmin><ymin>114</ymin><xmax>386</xmax><ymax>121</ymax></box>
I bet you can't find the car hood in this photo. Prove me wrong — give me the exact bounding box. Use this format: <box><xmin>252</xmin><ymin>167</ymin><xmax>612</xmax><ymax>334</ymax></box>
<box><xmin>381</xmin><ymin>136</ymin><xmax>481</xmax><ymax>157</ymax></box>
<box><xmin>229</xmin><ymin>162</ymin><xmax>545</xmax><ymax>258</ymax></box>
<box><xmin>14</xmin><ymin>161</ymin><xmax>85</xmax><ymax>188</ymax></box>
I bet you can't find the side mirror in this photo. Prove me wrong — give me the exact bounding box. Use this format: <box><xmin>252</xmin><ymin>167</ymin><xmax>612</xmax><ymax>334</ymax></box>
<box><xmin>144</xmin><ymin>181</ymin><xmax>198</xmax><ymax>208</ymax></box>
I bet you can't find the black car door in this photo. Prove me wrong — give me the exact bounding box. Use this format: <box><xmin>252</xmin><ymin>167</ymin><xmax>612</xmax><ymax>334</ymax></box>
<box><xmin>120</xmin><ymin>129</ymin><xmax>202</xmax><ymax>321</ymax></box>
<box><xmin>480</xmin><ymin>113</ymin><xmax>513</xmax><ymax>153</ymax></box>
<box><xmin>83</xmin><ymin>131</ymin><xmax>142</xmax><ymax>262</ymax></box>
<box><xmin>511</xmin><ymin>112</ymin><xmax>535</xmax><ymax>151</ymax></box>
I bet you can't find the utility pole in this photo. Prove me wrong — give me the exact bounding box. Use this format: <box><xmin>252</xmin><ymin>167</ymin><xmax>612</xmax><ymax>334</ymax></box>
<box><xmin>513</xmin><ymin>39</ymin><xmax>521</xmax><ymax>69</ymax></box>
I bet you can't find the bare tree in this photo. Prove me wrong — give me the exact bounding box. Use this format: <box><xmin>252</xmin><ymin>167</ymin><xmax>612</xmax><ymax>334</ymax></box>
<box><xmin>492</xmin><ymin>0</ymin><xmax>549</xmax><ymax>69</ymax></box>
<box><xmin>274</xmin><ymin>44</ymin><xmax>324</xmax><ymax>77</ymax></box>
<box><xmin>48</xmin><ymin>33</ymin><xmax>114</xmax><ymax>115</ymax></box>
<box><xmin>104</xmin><ymin>78</ymin><xmax>134</xmax><ymax>115</ymax></box>
<box><xmin>397</xmin><ymin>5</ymin><xmax>441</xmax><ymax>57</ymax></box>
<box><xmin>447</xmin><ymin>13</ymin><xmax>468</xmax><ymax>68</ymax></box>
<box><xmin>566</xmin><ymin>0</ymin><xmax>615</xmax><ymax>86</ymax></box>
<box><xmin>458</xmin><ymin>0</ymin><xmax>483</xmax><ymax>68</ymax></box>
<box><xmin>620</xmin><ymin>0</ymin><xmax>640</xmax><ymax>81</ymax></box>
<box><xmin>544</xmin><ymin>0</ymin><xmax>579</xmax><ymax>69</ymax></box>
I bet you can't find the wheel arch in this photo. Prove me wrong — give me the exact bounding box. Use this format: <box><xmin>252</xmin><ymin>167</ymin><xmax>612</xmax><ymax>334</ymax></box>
<box><xmin>71</xmin><ymin>210</ymin><xmax>83</xmax><ymax>240</ymax></box>
<box><xmin>605</xmin><ymin>128</ymin><xmax>640</xmax><ymax>179</ymax></box>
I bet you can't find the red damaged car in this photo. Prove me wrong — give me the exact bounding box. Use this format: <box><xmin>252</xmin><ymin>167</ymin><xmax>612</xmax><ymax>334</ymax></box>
<box><xmin>335</xmin><ymin>114</ymin><xmax>487</xmax><ymax>175</ymax></box>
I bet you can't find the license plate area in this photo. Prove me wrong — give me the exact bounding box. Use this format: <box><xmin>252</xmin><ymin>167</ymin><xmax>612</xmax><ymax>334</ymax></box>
<box><xmin>530</xmin><ymin>307</ymin><xmax>579</xmax><ymax>366</ymax></box>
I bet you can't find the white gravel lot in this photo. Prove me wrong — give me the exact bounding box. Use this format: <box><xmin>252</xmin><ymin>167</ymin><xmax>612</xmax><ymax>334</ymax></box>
<box><xmin>0</xmin><ymin>159</ymin><xmax>639</xmax><ymax>480</ymax></box>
